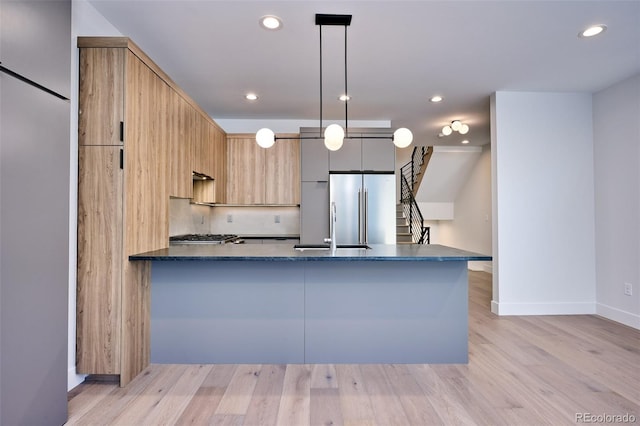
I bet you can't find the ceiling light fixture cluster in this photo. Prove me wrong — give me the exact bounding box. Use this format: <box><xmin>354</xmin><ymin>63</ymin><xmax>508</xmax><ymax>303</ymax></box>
<box><xmin>441</xmin><ymin>120</ymin><xmax>469</xmax><ymax>136</ymax></box>
<box><xmin>255</xmin><ymin>13</ymin><xmax>413</xmax><ymax>151</ymax></box>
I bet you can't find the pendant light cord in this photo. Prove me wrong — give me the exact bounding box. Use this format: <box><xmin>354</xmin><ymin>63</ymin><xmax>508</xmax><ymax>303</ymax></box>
<box><xmin>344</xmin><ymin>24</ymin><xmax>348</xmax><ymax>138</ymax></box>
<box><xmin>319</xmin><ymin>24</ymin><xmax>323</xmax><ymax>138</ymax></box>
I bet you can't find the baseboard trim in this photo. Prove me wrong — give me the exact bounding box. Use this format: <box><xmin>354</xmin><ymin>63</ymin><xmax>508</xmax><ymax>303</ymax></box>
<box><xmin>68</xmin><ymin>368</ymin><xmax>87</xmax><ymax>391</ymax></box>
<box><xmin>596</xmin><ymin>303</ymin><xmax>640</xmax><ymax>330</ymax></box>
<box><xmin>468</xmin><ymin>261</ymin><xmax>492</xmax><ymax>273</ymax></box>
<box><xmin>491</xmin><ymin>301</ymin><xmax>596</xmax><ymax>316</ymax></box>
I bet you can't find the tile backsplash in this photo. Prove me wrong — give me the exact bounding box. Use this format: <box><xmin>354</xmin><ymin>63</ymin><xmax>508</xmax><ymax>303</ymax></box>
<box><xmin>169</xmin><ymin>198</ymin><xmax>300</xmax><ymax>236</ymax></box>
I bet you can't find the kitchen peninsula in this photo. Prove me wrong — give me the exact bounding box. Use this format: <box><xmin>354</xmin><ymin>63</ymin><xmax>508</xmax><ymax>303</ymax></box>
<box><xmin>130</xmin><ymin>244</ymin><xmax>491</xmax><ymax>364</ymax></box>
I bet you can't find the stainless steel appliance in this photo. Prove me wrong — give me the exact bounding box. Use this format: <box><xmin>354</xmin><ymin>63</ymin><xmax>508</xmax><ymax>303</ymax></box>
<box><xmin>329</xmin><ymin>172</ymin><xmax>396</xmax><ymax>244</ymax></box>
<box><xmin>169</xmin><ymin>234</ymin><xmax>242</xmax><ymax>245</ymax></box>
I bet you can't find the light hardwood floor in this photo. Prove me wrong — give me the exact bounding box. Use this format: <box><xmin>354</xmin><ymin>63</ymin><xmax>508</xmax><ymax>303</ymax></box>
<box><xmin>66</xmin><ymin>271</ymin><xmax>640</xmax><ymax>425</ymax></box>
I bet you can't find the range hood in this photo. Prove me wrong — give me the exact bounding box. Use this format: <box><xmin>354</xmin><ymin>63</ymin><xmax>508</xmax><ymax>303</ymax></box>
<box><xmin>192</xmin><ymin>171</ymin><xmax>213</xmax><ymax>181</ymax></box>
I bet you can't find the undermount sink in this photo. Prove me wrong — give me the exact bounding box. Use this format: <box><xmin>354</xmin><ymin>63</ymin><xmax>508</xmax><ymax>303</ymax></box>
<box><xmin>336</xmin><ymin>244</ymin><xmax>371</xmax><ymax>249</ymax></box>
<box><xmin>293</xmin><ymin>244</ymin><xmax>371</xmax><ymax>251</ymax></box>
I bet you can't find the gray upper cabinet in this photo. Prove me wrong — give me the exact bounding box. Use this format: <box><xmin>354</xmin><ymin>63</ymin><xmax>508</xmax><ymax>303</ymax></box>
<box><xmin>300</xmin><ymin>134</ymin><xmax>329</xmax><ymax>181</ymax></box>
<box><xmin>328</xmin><ymin>134</ymin><xmax>363</xmax><ymax>171</ymax></box>
<box><xmin>300</xmin><ymin>130</ymin><xmax>329</xmax><ymax>244</ymax></box>
<box><xmin>329</xmin><ymin>129</ymin><xmax>395</xmax><ymax>172</ymax></box>
<box><xmin>362</xmin><ymin>136</ymin><xmax>395</xmax><ymax>171</ymax></box>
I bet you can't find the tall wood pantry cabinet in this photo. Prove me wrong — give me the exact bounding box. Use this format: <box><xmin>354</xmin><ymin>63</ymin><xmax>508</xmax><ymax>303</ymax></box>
<box><xmin>76</xmin><ymin>37</ymin><xmax>225</xmax><ymax>385</ymax></box>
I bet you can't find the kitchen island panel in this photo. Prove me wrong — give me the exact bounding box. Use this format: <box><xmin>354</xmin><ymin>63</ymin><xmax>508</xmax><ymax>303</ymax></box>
<box><xmin>304</xmin><ymin>261</ymin><xmax>468</xmax><ymax>363</ymax></box>
<box><xmin>151</xmin><ymin>261</ymin><xmax>305</xmax><ymax>364</ymax></box>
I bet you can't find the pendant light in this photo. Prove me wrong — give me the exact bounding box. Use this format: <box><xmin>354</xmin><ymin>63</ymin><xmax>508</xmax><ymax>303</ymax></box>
<box><xmin>255</xmin><ymin>14</ymin><xmax>413</xmax><ymax>150</ymax></box>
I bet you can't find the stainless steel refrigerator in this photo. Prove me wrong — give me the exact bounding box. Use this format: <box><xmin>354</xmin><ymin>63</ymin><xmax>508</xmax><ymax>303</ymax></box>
<box><xmin>329</xmin><ymin>173</ymin><xmax>396</xmax><ymax>244</ymax></box>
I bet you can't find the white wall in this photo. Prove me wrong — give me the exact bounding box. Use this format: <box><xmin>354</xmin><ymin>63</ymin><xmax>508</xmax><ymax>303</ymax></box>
<box><xmin>593</xmin><ymin>74</ymin><xmax>640</xmax><ymax>329</ymax></box>
<box><xmin>491</xmin><ymin>92</ymin><xmax>597</xmax><ymax>315</ymax></box>
<box><xmin>438</xmin><ymin>145</ymin><xmax>492</xmax><ymax>272</ymax></box>
<box><xmin>68</xmin><ymin>0</ymin><xmax>122</xmax><ymax>390</ymax></box>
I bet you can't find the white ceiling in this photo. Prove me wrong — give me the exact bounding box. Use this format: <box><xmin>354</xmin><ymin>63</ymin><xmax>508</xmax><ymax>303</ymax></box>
<box><xmin>87</xmin><ymin>0</ymin><xmax>640</xmax><ymax>147</ymax></box>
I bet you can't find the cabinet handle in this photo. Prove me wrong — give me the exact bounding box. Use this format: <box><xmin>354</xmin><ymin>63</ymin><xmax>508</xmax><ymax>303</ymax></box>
<box><xmin>119</xmin><ymin>121</ymin><xmax>124</xmax><ymax>142</ymax></box>
<box><xmin>119</xmin><ymin>149</ymin><xmax>124</xmax><ymax>169</ymax></box>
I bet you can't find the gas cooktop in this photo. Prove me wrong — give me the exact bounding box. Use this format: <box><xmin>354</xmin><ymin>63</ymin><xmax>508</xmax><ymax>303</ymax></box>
<box><xmin>169</xmin><ymin>234</ymin><xmax>240</xmax><ymax>244</ymax></box>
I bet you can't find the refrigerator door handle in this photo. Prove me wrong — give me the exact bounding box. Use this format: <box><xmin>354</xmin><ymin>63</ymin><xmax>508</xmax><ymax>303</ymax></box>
<box><xmin>364</xmin><ymin>189</ymin><xmax>369</xmax><ymax>244</ymax></box>
<box><xmin>358</xmin><ymin>189</ymin><xmax>362</xmax><ymax>243</ymax></box>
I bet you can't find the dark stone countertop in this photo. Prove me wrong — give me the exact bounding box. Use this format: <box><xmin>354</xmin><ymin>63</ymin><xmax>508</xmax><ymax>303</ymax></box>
<box><xmin>129</xmin><ymin>243</ymin><xmax>492</xmax><ymax>262</ymax></box>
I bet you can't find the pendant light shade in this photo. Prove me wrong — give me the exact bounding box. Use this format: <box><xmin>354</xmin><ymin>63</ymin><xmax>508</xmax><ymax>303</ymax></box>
<box><xmin>256</xmin><ymin>128</ymin><xmax>275</xmax><ymax>148</ymax></box>
<box><xmin>324</xmin><ymin>124</ymin><xmax>345</xmax><ymax>151</ymax></box>
<box><xmin>393</xmin><ymin>127</ymin><xmax>413</xmax><ymax>148</ymax></box>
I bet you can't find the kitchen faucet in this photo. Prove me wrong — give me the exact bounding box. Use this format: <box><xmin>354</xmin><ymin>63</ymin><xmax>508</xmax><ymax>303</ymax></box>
<box><xmin>324</xmin><ymin>201</ymin><xmax>337</xmax><ymax>254</ymax></box>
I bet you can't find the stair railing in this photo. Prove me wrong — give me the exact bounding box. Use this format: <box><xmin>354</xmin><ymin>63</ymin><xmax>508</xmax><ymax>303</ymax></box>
<box><xmin>400</xmin><ymin>146</ymin><xmax>428</xmax><ymax>196</ymax></box>
<box><xmin>400</xmin><ymin>171</ymin><xmax>430</xmax><ymax>244</ymax></box>
<box><xmin>399</xmin><ymin>146</ymin><xmax>431</xmax><ymax>244</ymax></box>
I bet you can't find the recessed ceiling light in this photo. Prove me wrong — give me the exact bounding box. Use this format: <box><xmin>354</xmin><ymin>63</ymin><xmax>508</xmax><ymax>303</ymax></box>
<box><xmin>430</xmin><ymin>96</ymin><xmax>443</xmax><ymax>103</ymax></box>
<box><xmin>579</xmin><ymin>24</ymin><xmax>607</xmax><ymax>38</ymax></box>
<box><xmin>245</xmin><ymin>93</ymin><xmax>258</xmax><ymax>101</ymax></box>
<box><xmin>260</xmin><ymin>15</ymin><xmax>282</xmax><ymax>30</ymax></box>
<box><xmin>461</xmin><ymin>140</ymin><xmax>470</xmax><ymax>144</ymax></box>
<box><xmin>339</xmin><ymin>94</ymin><xmax>351</xmax><ymax>102</ymax></box>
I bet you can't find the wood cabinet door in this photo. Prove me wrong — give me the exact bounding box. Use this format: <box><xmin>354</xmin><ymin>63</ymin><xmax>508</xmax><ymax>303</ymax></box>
<box><xmin>212</xmin><ymin>124</ymin><xmax>227</xmax><ymax>203</ymax></box>
<box><xmin>78</xmin><ymin>48</ymin><xmax>125</xmax><ymax>146</ymax></box>
<box><xmin>76</xmin><ymin>145</ymin><xmax>123</xmax><ymax>375</ymax></box>
<box><xmin>265</xmin><ymin>136</ymin><xmax>300</xmax><ymax>204</ymax></box>
<box><xmin>192</xmin><ymin>112</ymin><xmax>205</xmax><ymax>176</ymax></box>
<box><xmin>226</xmin><ymin>135</ymin><xmax>265</xmax><ymax>204</ymax></box>
<box><xmin>169</xmin><ymin>91</ymin><xmax>193</xmax><ymax>198</ymax></box>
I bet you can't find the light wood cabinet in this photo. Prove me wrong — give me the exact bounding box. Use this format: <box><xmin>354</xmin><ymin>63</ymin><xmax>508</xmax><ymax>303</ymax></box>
<box><xmin>226</xmin><ymin>135</ymin><xmax>265</xmax><ymax>204</ymax></box>
<box><xmin>78</xmin><ymin>48</ymin><xmax>124</xmax><ymax>146</ymax></box>
<box><xmin>191</xmin><ymin>113</ymin><xmax>226</xmax><ymax>203</ymax></box>
<box><xmin>77</xmin><ymin>145</ymin><xmax>123</xmax><ymax>375</ymax></box>
<box><xmin>212</xmin><ymin>124</ymin><xmax>227</xmax><ymax>203</ymax></box>
<box><xmin>169</xmin><ymin>91</ymin><xmax>192</xmax><ymax>199</ymax></box>
<box><xmin>77</xmin><ymin>45</ymin><xmax>162</xmax><ymax>385</ymax></box>
<box><xmin>77</xmin><ymin>37</ymin><xmax>225</xmax><ymax>385</ymax></box>
<box><xmin>265</xmin><ymin>136</ymin><xmax>300</xmax><ymax>204</ymax></box>
<box><xmin>226</xmin><ymin>134</ymin><xmax>299</xmax><ymax>205</ymax></box>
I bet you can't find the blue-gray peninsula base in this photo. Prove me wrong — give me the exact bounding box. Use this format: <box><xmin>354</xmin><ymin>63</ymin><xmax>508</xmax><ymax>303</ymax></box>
<box><xmin>130</xmin><ymin>244</ymin><xmax>491</xmax><ymax>364</ymax></box>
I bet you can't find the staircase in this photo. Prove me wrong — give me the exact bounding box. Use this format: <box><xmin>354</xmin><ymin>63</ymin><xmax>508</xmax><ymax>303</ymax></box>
<box><xmin>396</xmin><ymin>146</ymin><xmax>431</xmax><ymax>244</ymax></box>
<box><xmin>396</xmin><ymin>204</ymin><xmax>413</xmax><ymax>244</ymax></box>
